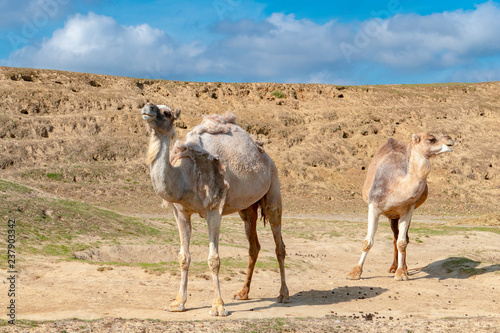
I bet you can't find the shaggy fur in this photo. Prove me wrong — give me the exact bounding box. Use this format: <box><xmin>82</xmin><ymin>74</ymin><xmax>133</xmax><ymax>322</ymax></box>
<box><xmin>171</xmin><ymin>142</ymin><xmax>229</xmax><ymax>211</ymax></box>
<box><xmin>191</xmin><ymin>111</ymin><xmax>237</xmax><ymax>136</ymax></box>
<box><xmin>146</xmin><ymin>132</ymin><xmax>162</xmax><ymax>165</ymax></box>
<box><xmin>141</xmin><ymin>102</ymin><xmax>289</xmax><ymax>316</ymax></box>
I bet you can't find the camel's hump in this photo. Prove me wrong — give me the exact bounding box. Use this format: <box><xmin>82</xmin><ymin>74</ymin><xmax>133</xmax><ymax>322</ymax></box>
<box><xmin>376</xmin><ymin>138</ymin><xmax>407</xmax><ymax>156</ymax></box>
<box><xmin>190</xmin><ymin>111</ymin><xmax>238</xmax><ymax>136</ymax></box>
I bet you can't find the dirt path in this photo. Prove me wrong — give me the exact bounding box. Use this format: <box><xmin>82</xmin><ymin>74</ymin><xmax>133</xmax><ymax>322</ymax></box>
<box><xmin>1</xmin><ymin>216</ymin><xmax>499</xmax><ymax>332</ymax></box>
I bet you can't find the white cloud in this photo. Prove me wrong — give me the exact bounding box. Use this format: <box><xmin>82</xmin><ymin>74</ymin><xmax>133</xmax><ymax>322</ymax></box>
<box><xmin>349</xmin><ymin>2</ymin><xmax>500</xmax><ymax>69</ymax></box>
<box><xmin>3</xmin><ymin>2</ymin><xmax>500</xmax><ymax>84</ymax></box>
<box><xmin>201</xmin><ymin>13</ymin><xmax>350</xmax><ymax>81</ymax></box>
<box><xmin>4</xmin><ymin>12</ymin><xmax>205</xmax><ymax>79</ymax></box>
<box><xmin>207</xmin><ymin>2</ymin><xmax>500</xmax><ymax>82</ymax></box>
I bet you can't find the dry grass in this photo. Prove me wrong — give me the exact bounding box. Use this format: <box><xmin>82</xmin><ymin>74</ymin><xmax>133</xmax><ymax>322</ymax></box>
<box><xmin>0</xmin><ymin>66</ymin><xmax>499</xmax><ymax>217</ymax></box>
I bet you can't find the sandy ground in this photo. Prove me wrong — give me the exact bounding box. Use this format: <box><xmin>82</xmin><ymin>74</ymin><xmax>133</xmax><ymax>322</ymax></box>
<box><xmin>2</xmin><ymin>216</ymin><xmax>499</xmax><ymax>332</ymax></box>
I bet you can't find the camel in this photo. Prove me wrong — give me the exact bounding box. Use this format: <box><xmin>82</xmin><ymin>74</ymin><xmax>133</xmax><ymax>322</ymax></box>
<box><xmin>141</xmin><ymin>102</ymin><xmax>289</xmax><ymax>316</ymax></box>
<box><xmin>347</xmin><ymin>133</ymin><xmax>454</xmax><ymax>281</ymax></box>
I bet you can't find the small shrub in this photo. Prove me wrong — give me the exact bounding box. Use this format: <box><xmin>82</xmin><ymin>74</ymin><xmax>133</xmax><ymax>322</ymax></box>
<box><xmin>46</xmin><ymin>173</ymin><xmax>63</xmax><ymax>181</ymax></box>
<box><xmin>272</xmin><ymin>90</ymin><xmax>286</xmax><ymax>98</ymax></box>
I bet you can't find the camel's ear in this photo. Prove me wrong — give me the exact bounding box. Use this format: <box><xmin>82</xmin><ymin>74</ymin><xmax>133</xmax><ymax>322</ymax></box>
<box><xmin>412</xmin><ymin>133</ymin><xmax>420</xmax><ymax>144</ymax></box>
<box><xmin>174</xmin><ymin>108</ymin><xmax>181</xmax><ymax>120</ymax></box>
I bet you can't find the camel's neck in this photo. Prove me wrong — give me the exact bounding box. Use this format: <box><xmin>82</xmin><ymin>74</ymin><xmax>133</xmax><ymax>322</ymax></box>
<box><xmin>406</xmin><ymin>147</ymin><xmax>431</xmax><ymax>181</ymax></box>
<box><xmin>148</xmin><ymin>132</ymin><xmax>184</xmax><ymax>202</ymax></box>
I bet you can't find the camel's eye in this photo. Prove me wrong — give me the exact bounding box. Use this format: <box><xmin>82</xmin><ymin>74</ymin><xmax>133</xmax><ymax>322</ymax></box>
<box><xmin>163</xmin><ymin>111</ymin><xmax>171</xmax><ymax>118</ymax></box>
<box><xmin>428</xmin><ymin>138</ymin><xmax>436</xmax><ymax>143</ymax></box>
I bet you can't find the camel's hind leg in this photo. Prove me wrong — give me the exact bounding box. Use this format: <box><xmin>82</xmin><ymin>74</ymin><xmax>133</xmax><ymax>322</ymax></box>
<box><xmin>348</xmin><ymin>203</ymin><xmax>380</xmax><ymax>280</ymax></box>
<box><xmin>167</xmin><ymin>205</ymin><xmax>192</xmax><ymax>312</ymax></box>
<box><xmin>262</xmin><ymin>177</ymin><xmax>290</xmax><ymax>303</ymax></box>
<box><xmin>389</xmin><ymin>218</ymin><xmax>409</xmax><ymax>274</ymax></box>
<box><xmin>389</xmin><ymin>218</ymin><xmax>400</xmax><ymax>273</ymax></box>
<box><xmin>234</xmin><ymin>203</ymin><xmax>260</xmax><ymax>300</ymax></box>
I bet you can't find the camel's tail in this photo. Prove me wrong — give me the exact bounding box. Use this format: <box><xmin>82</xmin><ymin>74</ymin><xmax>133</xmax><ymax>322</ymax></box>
<box><xmin>258</xmin><ymin>200</ymin><xmax>267</xmax><ymax>227</ymax></box>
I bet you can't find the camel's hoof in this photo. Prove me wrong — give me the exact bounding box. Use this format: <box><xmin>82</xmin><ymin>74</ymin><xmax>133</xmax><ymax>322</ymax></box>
<box><xmin>395</xmin><ymin>268</ymin><xmax>409</xmax><ymax>281</ymax></box>
<box><xmin>347</xmin><ymin>266</ymin><xmax>362</xmax><ymax>280</ymax></box>
<box><xmin>388</xmin><ymin>265</ymin><xmax>397</xmax><ymax>273</ymax></box>
<box><xmin>209</xmin><ymin>305</ymin><xmax>228</xmax><ymax>317</ymax></box>
<box><xmin>276</xmin><ymin>294</ymin><xmax>291</xmax><ymax>303</ymax></box>
<box><xmin>234</xmin><ymin>292</ymin><xmax>249</xmax><ymax>300</ymax></box>
<box><xmin>165</xmin><ymin>303</ymin><xmax>185</xmax><ymax>312</ymax></box>
<box><xmin>209</xmin><ymin>298</ymin><xmax>228</xmax><ymax>317</ymax></box>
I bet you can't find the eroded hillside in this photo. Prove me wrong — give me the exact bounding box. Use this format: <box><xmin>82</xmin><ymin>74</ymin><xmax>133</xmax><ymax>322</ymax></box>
<box><xmin>1</xmin><ymin>66</ymin><xmax>499</xmax><ymax>216</ymax></box>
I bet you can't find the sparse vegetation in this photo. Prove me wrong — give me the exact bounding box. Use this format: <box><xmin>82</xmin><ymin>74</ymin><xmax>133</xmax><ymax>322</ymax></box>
<box><xmin>271</xmin><ymin>90</ymin><xmax>286</xmax><ymax>98</ymax></box>
<box><xmin>0</xmin><ymin>179</ymin><xmax>168</xmax><ymax>257</ymax></box>
<box><xmin>0</xmin><ymin>316</ymin><xmax>497</xmax><ymax>332</ymax></box>
<box><xmin>2</xmin><ymin>68</ymin><xmax>500</xmax><ymax>216</ymax></box>
<box><xmin>411</xmin><ymin>224</ymin><xmax>500</xmax><ymax>236</ymax></box>
<box><xmin>442</xmin><ymin>257</ymin><xmax>487</xmax><ymax>276</ymax></box>
<box><xmin>46</xmin><ymin>172</ymin><xmax>63</xmax><ymax>181</ymax></box>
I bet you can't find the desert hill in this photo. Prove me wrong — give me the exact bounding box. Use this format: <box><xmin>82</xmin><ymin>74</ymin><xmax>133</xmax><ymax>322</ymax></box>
<box><xmin>1</xmin><ymin>66</ymin><xmax>499</xmax><ymax>216</ymax></box>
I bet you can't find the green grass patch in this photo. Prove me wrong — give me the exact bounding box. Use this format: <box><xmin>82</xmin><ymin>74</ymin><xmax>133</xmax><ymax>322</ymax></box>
<box><xmin>411</xmin><ymin>224</ymin><xmax>500</xmax><ymax>237</ymax></box>
<box><xmin>46</xmin><ymin>173</ymin><xmax>63</xmax><ymax>181</ymax></box>
<box><xmin>271</xmin><ymin>90</ymin><xmax>286</xmax><ymax>98</ymax></box>
<box><xmin>139</xmin><ymin>261</ymin><xmax>178</xmax><ymax>274</ymax></box>
<box><xmin>442</xmin><ymin>257</ymin><xmax>486</xmax><ymax>276</ymax></box>
<box><xmin>0</xmin><ymin>179</ymin><xmax>174</xmax><ymax>258</ymax></box>
<box><xmin>0</xmin><ymin>179</ymin><xmax>33</xmax><ymax>193</ymax></box>
<box><xmin>234</xmin><ymin>318</ymin><xmax>295</xmax><ymax>333</ymax></box>
<box><xmin>41</xmin><ymin>244</ymin><xmax>72</xmax><ymax>256</ymax></box>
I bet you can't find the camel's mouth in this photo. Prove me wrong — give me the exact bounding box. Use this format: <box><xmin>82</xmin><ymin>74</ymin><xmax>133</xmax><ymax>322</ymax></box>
<box><xmin>441</xmin><ymin>136</ymin><xmax>455</xmax><ymax>147</ymax></box>
<box><xmin>437</xmin><ymin>144</ymin><xmax>453</xmax><ymax>154</ymax></box>
<box><xmin>141</xmin><ymin>110</ymin><xmax>156</xmax><ymax>121</ymax></box>
<box><xmin>439</xmin><ymin>142</ymin><xmax>454</xmax><ymax>154</ymax></box>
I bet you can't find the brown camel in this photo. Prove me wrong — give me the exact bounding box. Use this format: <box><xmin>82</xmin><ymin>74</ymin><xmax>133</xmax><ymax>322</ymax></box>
<box><xmin>141</xmin><ymin>102</ymin><xmax>289</xmax><ymax>316</ymax></box>
<box><xmin>348</xmin><ymin>133</ymin><xmax>454</xmax><ymax>281</ymax></box>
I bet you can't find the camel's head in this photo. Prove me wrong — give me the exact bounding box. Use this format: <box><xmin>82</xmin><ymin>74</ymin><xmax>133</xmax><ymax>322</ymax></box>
<box><xmin>411</xmin><ymin>133</ymin><xmax>455</xmax><ymax>158</ymax></box>
<box><xmin>141</xmin><ymin>102</ymin><xmax>181</xmax><ymax>136</ymax></box>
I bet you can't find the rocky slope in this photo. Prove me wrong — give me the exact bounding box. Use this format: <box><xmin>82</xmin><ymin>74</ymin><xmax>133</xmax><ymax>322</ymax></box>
<box><xmin>1</xmin><ymin>66</ymin><xmax>499</xmax><ymax>216</ymax></box>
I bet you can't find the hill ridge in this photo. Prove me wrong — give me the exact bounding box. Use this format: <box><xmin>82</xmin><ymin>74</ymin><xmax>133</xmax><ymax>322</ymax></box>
<box><xmin>1</xmin><ymin>66</ymin><xmax>499</xmax><ymax>215</ymax></box>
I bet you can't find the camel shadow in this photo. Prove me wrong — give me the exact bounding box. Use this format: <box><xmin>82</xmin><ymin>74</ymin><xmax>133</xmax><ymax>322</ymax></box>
<box><xmin>411</xmin><ymin>256</ymin><xmax>500</xmax><ymax>280</ymax></box>
<box><xmin>225</xmin><ymin>286</ymin><xmax>388</xmax><ymax>315</ymax></box>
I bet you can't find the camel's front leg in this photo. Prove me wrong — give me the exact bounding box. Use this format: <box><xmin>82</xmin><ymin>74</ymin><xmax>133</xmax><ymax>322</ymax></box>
<box><xmin>395</xmin><ymin>205</ymin><xmax>414</xmax><ymax>281</ymax></box>
<box><xmin>206</xmin><ymin>210</ymin><xmax>228</xmax><ymax>316</ymax></box>
<box><xmin>167</xmin><ymin>206</ymin><xmax>192</xmax><ymax>312</ymax></box>
<box><xmin>348</xmin><ymin>203</ymin><xmax>380</xmax><ymax>280</ymax></box>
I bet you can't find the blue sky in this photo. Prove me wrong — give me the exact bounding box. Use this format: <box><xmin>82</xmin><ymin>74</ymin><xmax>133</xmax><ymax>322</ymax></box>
<box><xmin>1</xmin><ymin>0</ymin><xmax>500</xmax><ymax>85</ymax></box>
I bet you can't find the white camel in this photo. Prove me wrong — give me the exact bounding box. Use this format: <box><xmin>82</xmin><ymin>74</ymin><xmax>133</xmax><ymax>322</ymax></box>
<box><xmin>141</xmin><ymin>102</ymin><xmax>289</xmax><ymax>316</ymax></box>
<box><xmin>348</xmin><ymin>133</ymin><xmax>454</xmax><ymax>281</ymax></box>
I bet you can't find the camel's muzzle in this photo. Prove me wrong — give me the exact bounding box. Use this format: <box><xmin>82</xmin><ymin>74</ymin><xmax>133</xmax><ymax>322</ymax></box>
<box><xmin>141</xmin><ymin>105</ymin><xmax>156</xmax><ymax>121</ymax></box>
<box><xmin>437</xmin><ymin>144</ymin><xmax>453</xmax><ymax>154</ymax></box>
